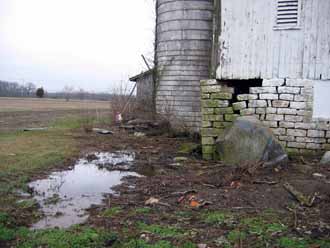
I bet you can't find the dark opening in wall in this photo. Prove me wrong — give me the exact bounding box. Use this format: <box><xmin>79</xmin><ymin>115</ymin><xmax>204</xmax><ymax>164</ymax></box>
<box><xmin>221</xmin><ymin>79</ymin><xmax>263</xmax><ymax>114</ymax></box>
<box><xmin>223</xmin><ymin>79</ymin><xmax>263</xmax><ymax>97</ymax></box>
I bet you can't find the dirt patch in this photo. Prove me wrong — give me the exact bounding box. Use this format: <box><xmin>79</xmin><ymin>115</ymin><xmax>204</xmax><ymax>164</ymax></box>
<box><xmin>2</xmin><ymin>119</ymin><xmax>330</xmax><ymax>247</ymax></box>
<box><xmin>79</xmin><ymin>129</ymin><xmax>330</xmax><ymax>246</ymax></box>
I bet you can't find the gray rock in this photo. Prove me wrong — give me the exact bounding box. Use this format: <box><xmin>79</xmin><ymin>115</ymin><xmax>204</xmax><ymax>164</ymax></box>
<box><xmin>320</xmin><ymin>151</ymin><xmax>330</xmax><ymax>164</ymax></box>
<box><xmin>215</xmin><ymin>116</ymin><xmax>288</xmax><ymax>165</ymax></box>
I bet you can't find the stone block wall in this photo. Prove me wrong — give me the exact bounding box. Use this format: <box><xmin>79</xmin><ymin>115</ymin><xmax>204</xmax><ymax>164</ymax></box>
<box><xmin>201</xmin><ymin>79</ymin><xmax>330</xmax><ymax>159</ymax></box>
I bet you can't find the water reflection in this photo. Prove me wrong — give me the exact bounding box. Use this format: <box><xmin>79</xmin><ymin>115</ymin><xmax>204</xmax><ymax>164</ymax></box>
<box><xmin>29</xmin><ymin>151</ymin><xmax>139</xmax><ymax>229</ymax></box>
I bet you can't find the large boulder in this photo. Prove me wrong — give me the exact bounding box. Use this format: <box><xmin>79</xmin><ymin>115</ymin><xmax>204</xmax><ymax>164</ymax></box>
<box><xmin>320</xmin><ymin>151</ymin><xmax>330</xmax><ymax>165</ymax></box>
<box><xmin>215</xmin><ymin>116</ymin><xmax>288</xmax><ymax>166</ymax></box>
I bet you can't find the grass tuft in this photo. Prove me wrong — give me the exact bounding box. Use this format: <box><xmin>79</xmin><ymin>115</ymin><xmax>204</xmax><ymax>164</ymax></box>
<box><xmin>137</xmin><ymin>222</ymin><xmax>183</xmax><ymax>238</ymax></box>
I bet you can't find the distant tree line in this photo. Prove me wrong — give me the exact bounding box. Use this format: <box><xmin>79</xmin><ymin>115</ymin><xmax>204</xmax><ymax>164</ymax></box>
<box><xmin>47</xmin><ymin>90</ymin><xmax>113</xmax><ymax>101</ymax></box>
<box><xmin>0</xmin><ymin>80</ymin><xmax>114</xmax><ymax>101</ymax></box>
<box><xmin>0</xmin><ymin>80</ymin><xmax>37</xmax><ymax>97</ymax></box>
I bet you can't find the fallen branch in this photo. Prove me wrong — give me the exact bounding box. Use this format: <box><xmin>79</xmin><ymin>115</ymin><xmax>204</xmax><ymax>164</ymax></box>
<box><xmin>283</xmin><ymin>182</ymin><xmax>317</xmax><ymax>207</ymax></box>
<box><xmin>253</xmin><ymin>180</ymin><xmax>278</xmax><ymax>185</ymax></box>
<box><xmin>171</xmin><ymin>190</ymin><xmax>197</xmax><ymax>196</ymax></box>
<box><xmin>202</xmin><ymin>183</ymin><xmax>218</xmax><ymax>188</ymax></box>
<box><xmin>202</xmin><ymin>164</ymin><xmax>226</xmax><ymax>169</ymax></box>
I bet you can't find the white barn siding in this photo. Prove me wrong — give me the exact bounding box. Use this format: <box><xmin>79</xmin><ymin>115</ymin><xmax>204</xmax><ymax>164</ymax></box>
<box><xmin>216</xmin><ymin>0</ymin><xmax>330</xmax><ymax>80</ymax></box>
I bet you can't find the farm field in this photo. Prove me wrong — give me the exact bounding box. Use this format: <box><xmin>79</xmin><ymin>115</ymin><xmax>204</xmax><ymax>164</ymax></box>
<box><xmin>0</xmin><ymin>97</ymin><xmax>111</xmax><ymax>132</ymax></box>
<box><xmin>0</xmin><ymin>98</ymin><xmax>329</xmax><ymax>248</ymax></box>
<box><xmin>0</xmin><ymin>97</ymin><xmax>111</xmax><ymax>112</ymax></box>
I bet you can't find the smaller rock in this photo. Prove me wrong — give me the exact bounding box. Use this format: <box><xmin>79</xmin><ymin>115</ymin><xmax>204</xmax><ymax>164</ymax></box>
<box><xmin>140</xmin><ymin>234</ymin><xmax>151</xmax><ymax>242</ymax></box>
<box><xmin>134</xmin><ymin>132</ymin><xmax>146</xmax><ymax>137</ymax></box>
<box><xmin>174</xmin><ymin>157</ymin><xmax>188</xmax><ymax>162</ymax></box>
<box><xmin>92</xmin><ymin>128</ymin><xmax>113</xmax><ymax>135</ymax></box>
<box><xmin>197</xmin><ymin>244</ymin><xmax>207</xmax><ymax>248</ymax></box>
<box><xmin>169</xmin><ymin>163</ymin><xmax>181</xmax><ymax>167</ymax></box>
<box><xmin>313</xmin><ymin>173</ymin><xmax>327</xmax><ymax>179</ymax></box>
<box><xmin>145</xmin><ymin>197</ymin><xmax>159</xmax><ymax>206</ymax></box>
<box><xmin>320</xmin><ymin>151</ymin><xmax>330</xmax><ymax>164</ymax></box>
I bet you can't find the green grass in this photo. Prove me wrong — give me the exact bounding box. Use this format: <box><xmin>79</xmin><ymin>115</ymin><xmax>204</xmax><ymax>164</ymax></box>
<box><xmin>207</xmin><ymin>211</ymin><xmax>330</xmax><ymax>248</ymax></box>
<box><xmin>0</xmin><ymin>210</ymin><xmax>117</xmax><ymax>247</ymax></box>
<box><xmin>278</xmin><ymin>237</ymin><xmax>330</xmax><ymax>248</ymax></box>
<box><xmin>16</xmin><ymin>226</ymin><xmax>117</xmax><ymax>248</ymax></box>
<box><xmin>137</xmin><ymin>222</ymin><xmax>183</xmax><ymax>238</ymax></box>
<box><xmin>102</xmin><ymin>207</ymin><xmax>123</xmax><ymax>218</ymax></box>
<box><xmin>201</xmin><ymin>210</ymin><xmax>235</xmax><ymax>226</ymax></box>
<box><xmin>133</xmin><ymin>208</ymin><xmax>152</xmax><ymax>215</ymax></box>
<box><xmin>0</xmin><ymin>116</ymin><xmax>97</xmax><ymax>246</ymax></box>
<box><xmin>0</xmin><ymin>116</ymin><xmax>94</xmax><ymax>192</ymax></box>
<box><xmin>115</xmin><ymin>239</ymin><xmax>197</xmax><ymax>248</ymax></box>
<box><xmin>241</xmin><ymin>217</ymin><xmax>287</xmax><ymax>236</ymax></box>
<box><xmin>198</xmin><ymin>209</ymin><xmax>330</xmax><ymax>248</ymax></box>
<box><xmin>227</xmin><ymin>230</ymin><xmax>247</xmax><ymax>243</ymax></box>
<box><xmin>0</xmin><ymin>129</ymin><xmax>77</xmax><ymax>193</ymax></box>
<box><xmin>116</xmin><ymin>239</ymin><xmax>173</xmax><ymax>248</ymax></box>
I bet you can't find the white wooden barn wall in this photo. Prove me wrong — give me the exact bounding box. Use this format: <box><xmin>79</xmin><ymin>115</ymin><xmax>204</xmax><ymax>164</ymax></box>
<box><xmin>216</xmin><ymin>0</ymin><xmax>330</xmax><ymax>81</ymax></box>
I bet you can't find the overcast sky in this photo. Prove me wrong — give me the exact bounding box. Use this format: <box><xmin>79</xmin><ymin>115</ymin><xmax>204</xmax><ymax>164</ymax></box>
<box><xmin>0</xmin><ymin>0</ymin><xmax>155</xmax><ymax>93</ymax></box>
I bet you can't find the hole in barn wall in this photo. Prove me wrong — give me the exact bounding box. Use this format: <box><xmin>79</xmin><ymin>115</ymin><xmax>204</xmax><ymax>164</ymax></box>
<box><xmin>221</xmin><ymin>79</ymin><xmax>263</xmax><ymax>114</ymax></box>
<box><xmin>222</xmin><ymin>79</ymin><xmax>262</xmax><ymax>97</ymax></box>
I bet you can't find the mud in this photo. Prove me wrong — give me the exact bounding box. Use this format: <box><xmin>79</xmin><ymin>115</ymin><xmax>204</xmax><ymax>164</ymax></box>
<box><xmin>16</xmin><ymin>126</ymin><xmax>330</xmax><ymax>245</ymax></box>
<box><xmin>82</xmin><ymin>129</ymin><xmax>330</xmax><ymax>245</ymax></box>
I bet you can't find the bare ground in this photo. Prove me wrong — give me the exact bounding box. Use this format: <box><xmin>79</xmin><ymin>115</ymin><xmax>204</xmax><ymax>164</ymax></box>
<box><xmin>0</xmin><ymin>99</ymin><xmax>329</xmax><ymax>247</ymax></box>
<box><xmin>79</xmin><ymin>128</ymin><xmax>330</xmax><ymax>247</ymax></box>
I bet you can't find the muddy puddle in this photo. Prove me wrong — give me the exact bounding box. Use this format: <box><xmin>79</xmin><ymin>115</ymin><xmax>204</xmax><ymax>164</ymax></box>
<box><xmin>28</xmin><ymin>151</ymin><xmax>140</xmax><ymax>230</ymax></box>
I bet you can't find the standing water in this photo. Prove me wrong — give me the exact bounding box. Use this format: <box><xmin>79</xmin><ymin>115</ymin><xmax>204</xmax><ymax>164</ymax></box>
<box><xmin>29</xmin><ymin>151</ymin><xmax>139</xmax><ymax>229</ymax></box>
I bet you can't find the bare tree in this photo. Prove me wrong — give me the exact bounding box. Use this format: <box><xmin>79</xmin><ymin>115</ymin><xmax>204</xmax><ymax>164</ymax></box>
<box><xmin>0</xmin><ymin>80</ymin><xmax>38</xmax><ymax>97</ymax></box>
<box><xmin>63</xmin><ymin>85</ymin><xmax>75</xmax><ymax>101</ymax></box>
<box><xmin>25</xmin><ymin>83</ymin><xmax>37</xmax><ymax>96</ymax></box>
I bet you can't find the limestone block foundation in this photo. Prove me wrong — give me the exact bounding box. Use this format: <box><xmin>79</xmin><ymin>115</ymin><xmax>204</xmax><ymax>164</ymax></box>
<box><xmin>201</xmin><ymin>79</ymin><xmax>330</xmax><ymax>160</ymax></box>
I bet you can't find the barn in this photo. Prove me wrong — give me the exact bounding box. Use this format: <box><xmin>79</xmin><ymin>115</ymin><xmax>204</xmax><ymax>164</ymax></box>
<box><xmin>133</xmin><ymin>0</ymin><xmax>330</xmax><ymax>156</ymax></box>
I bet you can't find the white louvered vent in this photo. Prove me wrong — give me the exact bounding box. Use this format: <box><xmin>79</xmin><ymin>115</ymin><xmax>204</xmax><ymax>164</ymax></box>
<box><xmin>276</xmin><ymin>0</ymin><xmax>299</xmax><ymax>26</ymax></box>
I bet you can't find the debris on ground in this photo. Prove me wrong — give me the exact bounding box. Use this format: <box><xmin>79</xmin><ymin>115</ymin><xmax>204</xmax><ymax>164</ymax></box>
<box><xmin>253</xmin><ymin>180</ymin><xmax>278</xmax><ymax>185</ymax></box>
<box><xmin>176</xmin><ymin>191</ymin><xmax>212</xmax><ymax>209</ymax></box>
<box><xmin>230</xmin><ymin>180</ymin><xmax>242</xmax><ymax>189</ymax></box>
<box><xmin>92</xmin><ymin>128</ymin><xmax>114</xmax><ymax>135</ymax></box>
<box><xmin>121</xmin><ymin>118</ymin><xmax>170</xmax><ymax>136</ymax></box>
<box><xmin>5</xmin><ymin>116</ymin><xmax>330</xmax><ymax>247</ymax></box>
<box><xmin>313</xmin><ymin>173</ymin><xmax>327</xmax><ymax>180</ymax></box>
<box><xmin>197</xmin><ymin>244</ymin><xmax>208</xmax><ymax>248</ymax></box>
<box><xmin>292</xmin><ymin>163</ymin><xmax>314</xmax><ymax>174</ymax></box>
<box><xmin>134</xmin><ymin>132</ymin><xmax>146</xmax><ymax>137</ymax></box>
<box><xmin>178</xmin><ymin>142</ymin><xmax>200</xmax><ymax>155</ymax></box>
<box><xmin>283</xmin><ymin>182</ymin><xmax>318</xmax><ymax>207</ymax></box>
<box><xmin>216</xmin><ymin>116</ymin><xmax>288</xmax><ymax>166</ymax></box>
<box><xmin>174</xmin><ymin>157</ymin><xmax>188</xmax><ymax>162</ymax></box>
<box><xmin>145</xmin><ymin>197</ymin><xmax>170</xmax><ymax>207</ymax></box>
<box><xmin>145</xmin><ymin>197</ymin><xmax>159</xmax><ymax>206</ymax></box>
<box><xmin>23</xmin><ymin>127</ymin><xmax>48</xmax><ymax>131</ymax></box>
